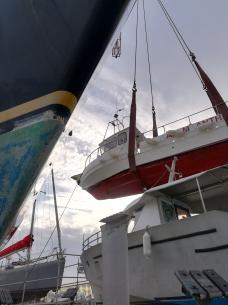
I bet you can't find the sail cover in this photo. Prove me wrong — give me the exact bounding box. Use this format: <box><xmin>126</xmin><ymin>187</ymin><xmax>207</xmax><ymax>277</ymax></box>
<box><xmin>192</xmin><ymin>56</ymin><xmax>228</xmax><ymax>125</ymax></box>
<box><xmin>0</xmin><ymin>234</ymin><xmax>33</xmax><ymax>259</ymax></box>
<box><xmin>128</xmin><ymin>83</ymin><xmax>137</xmax><ymax>171</ymax></box>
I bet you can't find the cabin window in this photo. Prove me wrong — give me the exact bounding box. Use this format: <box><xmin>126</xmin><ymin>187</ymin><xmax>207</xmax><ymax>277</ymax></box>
<box><xmin>161</xmin><ymin>201</ymin><xmax>176</xmax><ymax>223</ymax></box>
<box><xmin>128</xmin><ymin>217</ymin><xmax>135</xmax><ymax>233</ymax></box>
<box><xmin>103</xmin><ymin>137</ymin><xmax>117</xmax><ymax>152</ymax></box>
<box><xmin>174</xmin><ymin>204</ymin><xmax>190</xmax><ymax>220</ymax></box>
<box><xmin>118</xmin><ymin>132</ymin><xmax>127</xmax><ymax>145</ymax></box>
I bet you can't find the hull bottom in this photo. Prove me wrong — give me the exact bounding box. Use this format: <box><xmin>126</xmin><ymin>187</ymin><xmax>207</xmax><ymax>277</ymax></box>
<box><xmin>88</xmin><ymin>140</ymin><xmax>228</xmax><ymax>199</ymax></box>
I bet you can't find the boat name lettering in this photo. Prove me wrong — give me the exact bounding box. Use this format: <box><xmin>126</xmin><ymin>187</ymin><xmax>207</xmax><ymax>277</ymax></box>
<box><xmin>182</xmin><ymin>126</ymin><xmax>190</xmax><ymax>133</ymax></box>
<box><xmin>197</xmin><ymin>115</ymin><xmax>223</xmax><ymax>127</ymax></box>
<box><xmin>167</xmin><ymin>114</ymin><xmax>223</xmax><ymax>139</ymax></box>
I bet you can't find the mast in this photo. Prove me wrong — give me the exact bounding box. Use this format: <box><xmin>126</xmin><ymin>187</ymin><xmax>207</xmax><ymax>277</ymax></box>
<box><xmin>51</xmin><ymin>168</ymin><xmax>63</xmax><ymax>256</ymax></box>
<box><xmin>27</xmin><ymin>198</ymin><xmax>36</xmax><ymax>262</ymax></box>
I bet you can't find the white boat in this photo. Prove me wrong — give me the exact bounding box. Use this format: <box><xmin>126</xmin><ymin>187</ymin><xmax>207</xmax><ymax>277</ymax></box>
<box><xmin>74</xmin><ymin>108</ymin><xmax>228</xmax><ymax>200</ymax></box>
<box><xmin>73</xmin><ymin>2</ymin><xmax>228</xmax><ymax>201</ymax></box>
<box><xmin>81</xmin><ymin>165</ymin><xmax>228</xmax><ymax>304</ymax></box>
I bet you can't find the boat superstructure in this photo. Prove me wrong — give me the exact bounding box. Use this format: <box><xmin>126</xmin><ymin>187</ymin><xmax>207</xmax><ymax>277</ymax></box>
<box><xmin>81</xmin><ymin>165</ymin><xmax>228</xmax><ymax>303</ymax></box>
<box><xmin>0</xmin><ymin>0</ymin><xmax>133</xmax><ymax>245</ymax></box>
<box><xmin>75</xmin><ymin>105</ymin><xmax>228</xmax><ymax>199</ymax></box>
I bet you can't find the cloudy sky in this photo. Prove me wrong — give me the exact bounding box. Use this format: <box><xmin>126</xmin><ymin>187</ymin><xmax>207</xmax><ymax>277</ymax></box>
<box><xmin>9</xmin><ymin>0</ymin><xmax>228</xmax><ymax>282</ymax></box>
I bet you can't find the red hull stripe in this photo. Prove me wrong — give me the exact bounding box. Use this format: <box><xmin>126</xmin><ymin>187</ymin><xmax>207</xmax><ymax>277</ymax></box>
<box><xmin>88</xmin><ymin>140</ymin><xmax>228</xmax><ymax>200</ymax></box>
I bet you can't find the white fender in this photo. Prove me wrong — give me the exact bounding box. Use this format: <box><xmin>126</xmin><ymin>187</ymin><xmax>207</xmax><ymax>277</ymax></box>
<box><xmin>198</xmin><ymin>121</ymin><xmax>215</xmax><ymax>131</ymax></box>
<box><xmin>143</xmin><ymin>228</ymin><xmax>152</xmax><ymax>258</ymax></box>
<box><xmin>166</xmin><ymin>129</ymin><xmax>185</xmax><ymax>138</ymax></box>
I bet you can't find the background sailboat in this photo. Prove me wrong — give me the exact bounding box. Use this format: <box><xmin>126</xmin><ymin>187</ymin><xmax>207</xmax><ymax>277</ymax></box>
<box><xmin>0</xmin><ymin>168</ymin><xmax>65</xmax><ymax>303</ymax></box>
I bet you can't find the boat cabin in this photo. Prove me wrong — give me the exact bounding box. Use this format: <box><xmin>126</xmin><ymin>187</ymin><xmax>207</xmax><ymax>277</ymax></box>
<box><xmin>124</xmin><ymin>165</ymin><xmax>228</xmax><ymax>232</ymax></box>
<box><xmin>98</xmin><ymin>127</ymin><xmax>144</xmax><ymax>157</ymax></box>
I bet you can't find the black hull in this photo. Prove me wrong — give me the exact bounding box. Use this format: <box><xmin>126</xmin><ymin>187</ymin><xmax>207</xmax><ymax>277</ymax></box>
<box><xmin>0</xmin><ymin>0</ymin><xmax>132</xmax><ymax>244</ymax></box>
<box><xmin>0</xmin><ymin>0</ymin><xmax>131</xmax><ymax>112</ymax></box>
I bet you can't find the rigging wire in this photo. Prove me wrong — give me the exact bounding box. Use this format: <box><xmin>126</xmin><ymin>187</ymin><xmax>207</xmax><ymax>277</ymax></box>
<box><xmin>19</xmin><ymin>183</ymin><xmax>78</xmax><ymax>293</ymax></box>
<box><xmin>142</xmin><ymin>0</ymin><xmax>158</xmax><ymax>137</ymax></box>
<box><xmin>32</xmin><ymin>184</ymin><xmax>77</xmax><ymax>262</ymax></box>
<box><xmin>133</xmin><ymin>0</ymin><xmax>139</xmax><ymax>84</ymax></box>
<box><xmin>156</xmin><ymin>0</ymin><xmax>205</xmax><ymax>89</ymax></box>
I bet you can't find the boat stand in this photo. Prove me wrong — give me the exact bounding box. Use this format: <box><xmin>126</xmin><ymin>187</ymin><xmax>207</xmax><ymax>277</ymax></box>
<box><xmin>175</xmin><ymin>270</ymin><xmax>228</xmax><ymax>305</ymax></box>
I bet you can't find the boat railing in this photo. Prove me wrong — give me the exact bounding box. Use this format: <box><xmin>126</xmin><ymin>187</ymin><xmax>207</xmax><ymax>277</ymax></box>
<box><xmin>82</xmin><ymin>231</ymin><xmax>102</xmax><ymax>251</ymax></box>
<box><xmin>84</xmin><ymin>101</ymin><xmax>228</xmax><ymax>168</ymax></box>
<box><xmin>143</xmin><ymin>101</ymin><xmax>228</xmax><ymax>137</ymax></box>
<box><xmin>85</xmin><ymin>147</ymin><xmax>102</xmax><ymax>168</ymax></box>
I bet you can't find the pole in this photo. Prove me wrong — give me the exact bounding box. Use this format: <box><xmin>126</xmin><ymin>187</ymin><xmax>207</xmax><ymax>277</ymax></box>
<box><xmin>75</xmin><ymin>258</ymin><xmax>79</xmax><ymax>302</ymax></box>
<box><xmin>196</xmin><ymin>177</ymin><xmax>207</xmax><ymax>213</ymax></box>
<box><xmin>51</xmin><ymin>167</ymin><xmax>63</xmax><ymax>293</ymax></box>
<box><xmin>27</xmin><ymin>199</ymin><xmax>36</xmax><ymax>262</ymax></box>
<box><xmin>51</xmin><ymin>168</ymin><xmax>63</xmax><ymax>255</ymax></box>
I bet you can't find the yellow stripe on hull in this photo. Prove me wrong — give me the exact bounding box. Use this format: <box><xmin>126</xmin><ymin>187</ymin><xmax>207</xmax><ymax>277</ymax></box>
<box><xmin>0</xmin><ymin>90</ymin><xmax>77</xmax><ymax>123</ymax></box>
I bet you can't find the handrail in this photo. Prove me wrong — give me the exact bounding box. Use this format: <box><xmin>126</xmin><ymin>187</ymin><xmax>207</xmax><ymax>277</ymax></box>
<box><xmin>84</xmin><ymin>147</ymin><xmax>101</xmax><ymax>168</ymax></box>
<box><xmin>0</xmin><ymin>275</ymin><xmax>86</xmax><ymax>288</ymax></box>
<box><xmin>143</xmin><ymin>101</ymin><xmax>228</xmax><ymax>136</ymax></box>
<box><xmin>82</xmin><ymin>231</ymin><xmax>102</xmax><ymax>251</ymax></box>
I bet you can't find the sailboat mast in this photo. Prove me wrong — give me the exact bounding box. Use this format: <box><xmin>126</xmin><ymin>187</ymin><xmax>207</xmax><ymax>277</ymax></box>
<box><xmin>51</xmin><ymin>168</ymin><xmax>63</xmax><ymax>256</ymax></box>
<box><xmin>27</xmin><ymin>198</ymin><xmax>36</xmax><ymax>262</ymax></box>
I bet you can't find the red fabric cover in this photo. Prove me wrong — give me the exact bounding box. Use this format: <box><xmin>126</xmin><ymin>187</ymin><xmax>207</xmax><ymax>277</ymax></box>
<box><xmin>0</xmin><ymin>234</ymin><xmax>33</xmax><ymax>258</ymax></box>
<box><xmin>128</xmin><ymin>84</ymin><xmax>137</xmax><ymax>172</ymax></box>
<box><xmin>193</xmin><ymin>58</ymin><xmax>228</xmax><ymax>125</ymax></box>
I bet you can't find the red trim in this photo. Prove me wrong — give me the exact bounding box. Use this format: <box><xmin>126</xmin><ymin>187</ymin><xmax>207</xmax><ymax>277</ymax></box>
<box><xmin>0</xmin><ymin>234</ymin><xmax>33</xmax><ymax>258</ymax></box>
<box><xmin>88</xmin><ymin>140</ymin><xmax>228</xmax><ymax>200</ymax></box>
